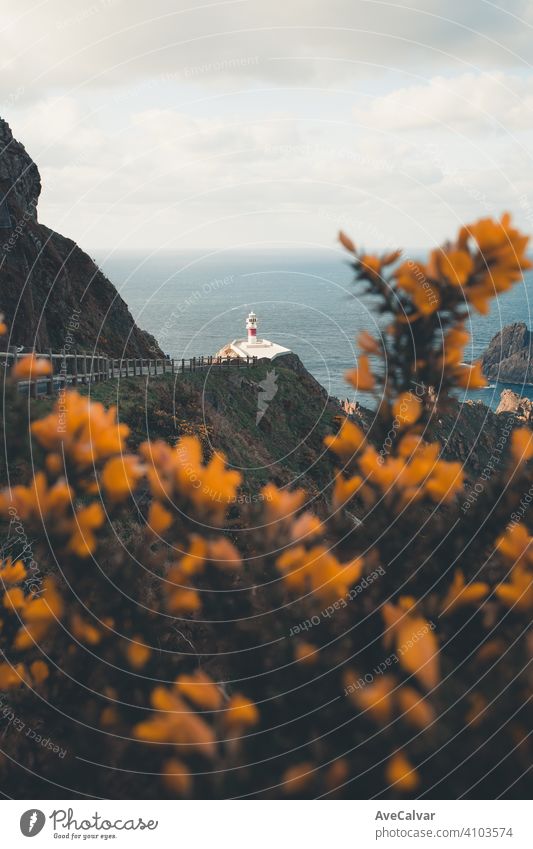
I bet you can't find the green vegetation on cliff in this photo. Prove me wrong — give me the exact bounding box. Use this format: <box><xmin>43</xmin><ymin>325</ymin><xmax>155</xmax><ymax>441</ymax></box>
<box><xmin>31</xmin><ymin>355</ymin><xmax>341</xmax><ymax>503</ymax></box>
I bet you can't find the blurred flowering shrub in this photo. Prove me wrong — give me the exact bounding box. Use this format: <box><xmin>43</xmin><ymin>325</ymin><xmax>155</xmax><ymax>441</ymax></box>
<box><xmin>0</xmin><ymin>214</ymin><xmax>532</xmax><ymax>798</ymax></box>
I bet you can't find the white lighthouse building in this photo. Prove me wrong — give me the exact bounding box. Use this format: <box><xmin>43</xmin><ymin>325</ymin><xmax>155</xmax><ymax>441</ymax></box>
<box><xmin>214</xmin><ymin>310</ymin><xmax>291</xmax><ymax>362</ymax></box>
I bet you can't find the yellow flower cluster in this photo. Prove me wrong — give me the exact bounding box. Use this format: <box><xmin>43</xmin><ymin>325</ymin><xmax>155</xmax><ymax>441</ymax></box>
<box><xmin>340</xmin><ymin>213</ymin><xmax>531</xmax><ymax>320</ymax></box>
<box><xmin>495</xmin><ymin>523</ymin><xmax>533</xmax><ymax>611</ymax></box>
<box><xmin>32</xmin><ymin>391</ymin><xmax>129</xmax><ymax>471</ymax></box>
<box><xmin>441</xmin><ymin>326</ymin><xmax>487</xmax><ymax>390</ymax></box>
<box><xmin>11</xmin><ymin>354</ymin><xmax>52</xmax><ymax>381</ymax></box>
<box><xmin>328</xmin><ymin>425</ymin><xmax>464</xmax><ymax>506</ymax></box>
<box><xmin>277</xmin><ymin>544</ymin><xmax>362</xmax><ymax>603</ymax></box>
<box><xmin>0</xmin><ymin>472</ymin><xmax>72</xmax><ymax>524</ymax></box>
<box><xmin>344</xmin><ymin>672</ymin><xmax>435</xmax><ymax>731</ymax></box>
<box><xmin>381</xmin><ymin>600</ymin><xmax>440</xmax><ymax>691</ymax></box>
<box><xmin>141</xmin><ymin>436</ymin><xmax>241</xmax><ymax>524</ymax></box>
<box><xmin>0</xmin><ymin>472</ymin><xmax>104</xmax><ymax>558</ymax></box>
<box><xmin>386</xmin><ymin>751</ymin><xmax>420</xmax><ymax>793</ymax></box>
<box><xmin>261</xmin><ymin>483</ymin><xmax>323</xmax><ymax>545</ymax></box>
<box><xmin>0</xmin><ymin>657</ymin><xmax>50</xmax><ymax>690</ymax></box>
<box><xmin>454</xmin><ymin>213</ymin><xmax>532</xmax><ymax>311</ymax></box>
<box><xmin>441</xmin><ymin>570</ymin><xmax>489</xmax><ymax>614</ymax></box>
<box><xmin>134</xmin><ymin>672</ymin><xmax>258</xmax><ymax>795</ymax></box>
<box><xmin>134</xmin><ymin>680</ymin><xmax>218</xmax><ymax>755</ymax></box>
<box><xmin>163</xmin><ymin>534</ymin><xmax>243</xmax><ymax>614</ymax></box>
<box><xmin>1</xmin><ymin>555</ymin><xmax>63</xmax><ymax>654</ymax></box>
<box><xmin>405</xmin><ymin>213</ymin><xmax>530</xmax><ymax>317</ymax></box>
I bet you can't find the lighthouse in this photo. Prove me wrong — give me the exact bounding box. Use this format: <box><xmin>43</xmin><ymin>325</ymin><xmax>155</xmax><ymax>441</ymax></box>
<box><xmin>213</xmin><ymin>308</ymin><xmax>291</xmax><ymax>362</ymax></box>
<box><xmin>246</xmin><ymin>310</ymin><xmax>257</xmax><ymax>344</ymax></box>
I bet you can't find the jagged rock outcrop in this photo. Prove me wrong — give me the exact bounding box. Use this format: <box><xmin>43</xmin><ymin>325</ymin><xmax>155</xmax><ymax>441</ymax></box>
<box><xmin>0</xmin><ymin>117</ymin><xmax>162</xmax><ymax>356</ymax></box>
<box><xmin>496</xmin><ymin>387</ymin><xmax>533</xmax><ymax>421</ymax></box>
<box><xmin>481</xmin><ymin>322</ymin><xmax>532</xmax><ymax>384</ymax></box>
<box><xmin>340</xmin><ymin>398</ymin><xmax>361</xmax><ymax>416</ymax></box>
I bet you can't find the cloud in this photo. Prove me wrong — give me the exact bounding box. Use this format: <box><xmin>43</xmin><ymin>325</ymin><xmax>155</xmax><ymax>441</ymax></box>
<box><xmin>7</xmin><ymin>96</ymin><xmax>524</xmax><ymax>251</ymax></box>
<box><xmin>2</xmin><ymin>0</ymin><xmax>533</xmax><ymax>101</ymax></box>
<box><xmin>3</xmin><ymin>3</ymin><xmax>533</xmax><ymax>250</ymax></box>
<box><xmin>353</xmin><ymin>72</ymin><xmax>533</xmax><ymax>132</ymax></box>
<box><xmin>14</xmin><ymin>101</ymin><xmax>439</xmax><ymax>210</ymax></box>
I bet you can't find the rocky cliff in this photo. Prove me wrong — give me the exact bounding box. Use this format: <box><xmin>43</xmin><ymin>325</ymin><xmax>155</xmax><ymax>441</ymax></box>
<box><xmin>481</xmin><ymin>322</ymin><xmax>532</xmax><ymax>384</ymax></box>
<box><xmin>496</xmin><ymin>387</ymin><xmax>533</xmax><ymax>421</ymax></box>
<box><xmin>0</xmin><ymin>117</ymin><xmax>162</xmax><ymax>357</ymax></box>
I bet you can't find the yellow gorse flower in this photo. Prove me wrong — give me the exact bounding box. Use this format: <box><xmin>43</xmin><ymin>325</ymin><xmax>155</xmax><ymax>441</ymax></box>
<box><xmin>277</xmin><ymin>545</ymin><xmax>363</xmax><ymax>602</ymax></box>
<box><xmin>141</xmin><ymin>436</ymin><xmax>241</xmax><ymax>522</ymax></box>
<box><xmin>32</xmin><ymin>391</ymin><xmax>129</xmax><ymax>469</ymax></box>
<box><xmin>11</xmin><ymin>354</ymin><xmax>52</xmax><ymax>380</ymax></box>
<box><xmin>14</xmin><ymin>578</ymin><xmax>63</xmax><ymax>650</ymax></box>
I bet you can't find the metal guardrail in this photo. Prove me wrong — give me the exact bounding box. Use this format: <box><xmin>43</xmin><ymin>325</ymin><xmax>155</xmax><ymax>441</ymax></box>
<box><xmin>1</xmin><ymin>348</ymin><xmax>258</xmax><ymax>397</ymax></box>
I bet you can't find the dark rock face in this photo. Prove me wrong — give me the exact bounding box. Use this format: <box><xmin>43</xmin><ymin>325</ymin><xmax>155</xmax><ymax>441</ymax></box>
<box><xmin>481</xmin><ymin>322</ymin><xmax>532</xmax><ymax>384</ymax></box>
<box><xmin>0</xmin><ymin>119</ymin><xmax>40</xmax><ymax>221</ymax></box>
<box><xmin>0</xmin><ymin>117</ymin><xmax>162</xmax><ymax>357</ymax></box>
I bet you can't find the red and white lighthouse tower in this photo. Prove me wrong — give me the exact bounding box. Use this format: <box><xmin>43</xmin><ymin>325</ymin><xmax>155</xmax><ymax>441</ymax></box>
<box><xmin>246</xmin><ymin>310</ymin><xmax>257</xmax><ymax>344</ymax></box>
<box><xmin>214</xmin><ymin>308</ymin><xmax>290</xmax><ymax>361</ymax></box>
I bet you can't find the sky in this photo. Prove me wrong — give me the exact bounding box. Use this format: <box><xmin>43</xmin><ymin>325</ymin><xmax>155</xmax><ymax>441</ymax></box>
<box><xmin>2</xmin><ymin>0</ymin><xmax>533</xmax><ymax>252</ymax></box>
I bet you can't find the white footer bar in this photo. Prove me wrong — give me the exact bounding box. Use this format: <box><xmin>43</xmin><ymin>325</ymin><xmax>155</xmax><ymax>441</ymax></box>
<box><xmin>2</xmin><ymin>799</ymin><xmax>529</xmax><ymax>847</ymax></box>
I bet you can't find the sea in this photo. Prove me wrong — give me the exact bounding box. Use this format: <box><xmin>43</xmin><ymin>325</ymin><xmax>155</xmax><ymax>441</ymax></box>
<box><xmin>97</xmin><ymin>250</ymin><xmax>533</xmax><ymax>411</ymax></box>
